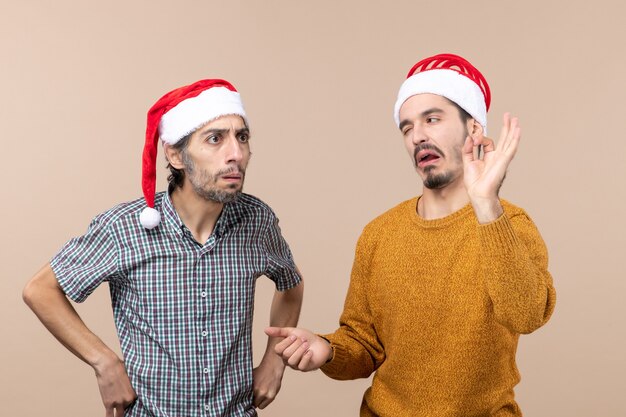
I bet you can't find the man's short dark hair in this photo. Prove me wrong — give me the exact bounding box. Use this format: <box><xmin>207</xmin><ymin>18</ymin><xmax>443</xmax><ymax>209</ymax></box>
<box><xmin>167</xmin><ymin>132</ymin><xmax>193</xmax><ymax>189</ymax></box>
<box><xmin>445</xmin><ymin>97</ymin><xmax>473</xmax><ymax>124</ymax></box>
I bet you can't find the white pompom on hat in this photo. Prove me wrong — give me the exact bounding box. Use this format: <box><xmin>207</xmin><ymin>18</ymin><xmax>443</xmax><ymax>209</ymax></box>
<box><xmin>141</xmin><ymin>79</ymin><xmax>247</xmax><ymax>229</ymax></box>
<box><xmin>393</xmin><ymin>53</ymin><xmax>491</xmax><ymax>133</ymax></box>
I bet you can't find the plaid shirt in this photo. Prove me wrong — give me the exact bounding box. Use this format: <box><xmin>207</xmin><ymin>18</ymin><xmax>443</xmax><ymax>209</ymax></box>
<box><xmin>51</xmin><ymin>191</ymin><xmax>301</xmax><ymax>417</ymax></box>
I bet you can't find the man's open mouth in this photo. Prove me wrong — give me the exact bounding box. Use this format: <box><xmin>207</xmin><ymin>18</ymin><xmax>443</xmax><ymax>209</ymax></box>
<box><xmin>416</xmin><ymin>150</ymin><xmax>441</xmax><ymax>167</ymax></box>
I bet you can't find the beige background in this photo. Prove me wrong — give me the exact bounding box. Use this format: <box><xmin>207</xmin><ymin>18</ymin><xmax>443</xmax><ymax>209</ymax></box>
<box><xmin>2</xmin><ymin>1</ymin><xmax>625</xmax><ymax>416</ymax></box>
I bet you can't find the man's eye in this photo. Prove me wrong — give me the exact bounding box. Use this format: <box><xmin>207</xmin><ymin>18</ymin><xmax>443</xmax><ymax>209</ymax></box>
<box><xmin>238</xmin><ymin>134</ymin><xmax>250</xmax><ymax>143</ymax></box>
<box><xmin>402</xmin><ymin>128</ymin><xmax>412</xmax><ymax>137</ymax></box>
<box><xmin>426</xmin><ymin>117</ymin><xmax>439</xmax><ymax>123</ymax></box>
<box><xmin>206</xmin><ymin>135</ymin><xmax>220</xmax><ymax>144</ymax></box>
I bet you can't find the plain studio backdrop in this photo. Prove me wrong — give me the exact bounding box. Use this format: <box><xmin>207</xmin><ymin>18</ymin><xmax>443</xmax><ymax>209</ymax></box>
<box><xmin>1</xmin><ymin>1</ymin><xmax>624</xmax><ymax>416</ymax></box>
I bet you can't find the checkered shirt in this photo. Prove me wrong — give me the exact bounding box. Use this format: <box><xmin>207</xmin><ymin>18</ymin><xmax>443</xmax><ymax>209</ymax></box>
<box><xmin>51</xmin><ymin>191</ymin><xmax>301</xmax><ymax>417</ymax></box>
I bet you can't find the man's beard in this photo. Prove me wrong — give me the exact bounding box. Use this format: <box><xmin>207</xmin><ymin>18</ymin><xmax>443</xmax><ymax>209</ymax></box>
<box><xmin>422</xmin><ymin>168</ymin><xmax>455</xmax><ymax>189</ymax></box>
<box><xmin>413</xmin><ymin>143</ymin><xmax>454</xmax><ymax>190</ymax></box>
<box><xmin>182</xmin><ymin>151</ymin><xmax>245</xmax><ymax>203</ymax></box>
<box><xmin>414</xmin><ymin>128</ymin><xmax>467</xmax><ymax>190</ymax></box>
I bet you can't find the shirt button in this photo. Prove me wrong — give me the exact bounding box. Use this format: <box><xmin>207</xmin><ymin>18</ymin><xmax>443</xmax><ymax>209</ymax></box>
<box><xmin>203</xmin><ymin>367</ymin><xmax>209</xmax><ymax>374</ymax></box>
<box><xmin>200</xmin><ymin>291</ymin><xmax>207</xmax><ymax>298</ymax></box>
<box><xmin>204</xmin><ymin>405</ymin><xmax>210</xmax><ymax>411</ymax></box>
<box><xmin>201</xmin><ymin>330</ymin><xmax>208</xmax><ymax>337</ymax></box>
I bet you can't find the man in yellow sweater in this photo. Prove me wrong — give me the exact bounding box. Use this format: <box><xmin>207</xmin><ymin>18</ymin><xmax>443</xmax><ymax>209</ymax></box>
<box><xmin>266</xmin><ymin>53</ymin><xmax>556</xmax><ymax>416</ymax></box>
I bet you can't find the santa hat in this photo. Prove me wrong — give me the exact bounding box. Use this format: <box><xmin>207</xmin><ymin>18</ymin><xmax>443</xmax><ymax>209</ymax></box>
<box><xmin>393</xmin><ymin>53</ymin><xmax>491</xmax><ymax>132</ymax></box>
<box><xmin>140</xmin><ymin>79</ymin><xmax>247</xmax><ymax>229</ymax></box>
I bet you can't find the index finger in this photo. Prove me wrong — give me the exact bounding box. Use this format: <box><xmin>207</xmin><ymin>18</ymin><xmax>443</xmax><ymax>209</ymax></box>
<box><xmin>264</xmin><ymin>326</ymin><xmax>292</xmax><ymax>338</ymax></box>
<box><xmin>477</xmin><ymin>137</ymin><xmax>495</xmax><ymax>154</ymax></box>
<box><xmin>274</xmin><ymin>335</ymin><xmax>300</xmax><ymax>355</ymax></box>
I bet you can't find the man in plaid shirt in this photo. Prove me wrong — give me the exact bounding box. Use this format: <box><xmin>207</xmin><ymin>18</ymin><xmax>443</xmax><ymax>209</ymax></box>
<box><xmin>23</xmin><ymin>79</ymin><xmax>304</xmax><ymax>417</ymax></box>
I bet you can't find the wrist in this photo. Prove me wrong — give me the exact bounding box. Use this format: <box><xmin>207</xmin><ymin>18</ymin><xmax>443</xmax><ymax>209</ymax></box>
<box><xmin>89</xmin><ymin>348</ymin><xmax>119</xmax><ymax>372</ymax></box>
<box><xmin>318</xmin><ymin>336</ymin><xmax>334</xmax><ymax>363</ymax></box>
<box><xmin>326</xmin><ymin>346</ymin><xmax>334</xmax><ymax>363</ymax></box>
<box><xmin>469</xmin><ymin>196</ymin><xmax>503</xmax><ymax>224</ymax></box>
<box><xmin>262</xmin><ymin>348</ymin><xmax>286</xmax><ymax>368</ymax></box>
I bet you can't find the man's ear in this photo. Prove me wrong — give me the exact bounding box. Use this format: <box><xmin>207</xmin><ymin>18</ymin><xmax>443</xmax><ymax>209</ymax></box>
<box><xmin>467</xmin><ymin>119</ymin><xmax>484</xmax><ymax>140</ymax></box>
<box><xmin>163</xmin><ymin>144</ymin><xmax>184</xmax><ymax>169</ymax></box>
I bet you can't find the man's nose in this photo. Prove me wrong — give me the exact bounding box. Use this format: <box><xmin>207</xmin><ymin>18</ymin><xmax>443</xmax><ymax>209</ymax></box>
<box><xmin>224</xmin><ymin>134</ymin><xmax>244</xmax><ymax>163</ymax></box>
<box><xmin>411</xmin><ymin>123</ymin><xmax>428</xmax><ymax>146</ymax></box>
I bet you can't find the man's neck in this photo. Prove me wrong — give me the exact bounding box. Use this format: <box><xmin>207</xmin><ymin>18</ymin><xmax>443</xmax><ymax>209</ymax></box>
<box><xmin>170</xmin><ymin>185</ymin><xmax>224</xmax><ymax>244</ymax></box>
<box><xmin>418</xmin><ymin>179</ymin><xmax>470</xmax><ymax>220</ymax></box>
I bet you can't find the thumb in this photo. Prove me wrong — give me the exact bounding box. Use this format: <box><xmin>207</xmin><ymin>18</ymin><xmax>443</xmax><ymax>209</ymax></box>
<box><xmin>461</xmin><ymin>135</ymin><xmax>475</xmax><ymax>165</ymax></box>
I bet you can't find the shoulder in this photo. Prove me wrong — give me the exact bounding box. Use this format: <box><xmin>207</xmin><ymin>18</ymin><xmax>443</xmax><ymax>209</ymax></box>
<box><xmin>354</xmin><ymin>197</ymin><xmax>417</xmax><ymax>249</ymax></box>
<box><xmin>362</xmin><ymin>197</ymin><xmax>417</xmax><ymax>235</ymax></box>
<box><xmin>229</xmin><ymin>193</ymin><xmax>278</xmax><ymax>222</ymax></box>
<box><xmin>500</xmin><ymin>199</ymin><xmax>532</xmax><ymax>220</ymax></box>
<box><xmin>90</xmin><ymin>194</ymin><xmax>154</xmax><ymax>230</ymax></box>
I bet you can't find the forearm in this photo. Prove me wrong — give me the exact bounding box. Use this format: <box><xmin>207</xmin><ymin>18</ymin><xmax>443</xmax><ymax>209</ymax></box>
<box><xmin>253</xmin><ymin>281</ymin><xmax>304</xmax><ymax>408</ymax></box>
<box><xmin>263</xmin><ymin>282</ymin><xmax>304</xmax><ymax>358</ymax></box>
<box><xmin>23</xmin><ymin>264</ymin><xmax>118</xmax><ymax>368</ymax></box>
<box><xmin>320</xmin><ymin>323</ymin><xmax>380</xmax><ymax>380</ymax></box>
<box><xmin>478</xmin><ymin>214</ymin><xmax>556</xmax><ymax>333</ymax></box>
<box><xmin>321</xmin><ymin>232</ymin><xmax>384</xmax><ymax>380</ymax></box>
<box><xmin>270</xmin><ymin>282</ymin><xmax>303</xmax><ymax>326</ymax></box>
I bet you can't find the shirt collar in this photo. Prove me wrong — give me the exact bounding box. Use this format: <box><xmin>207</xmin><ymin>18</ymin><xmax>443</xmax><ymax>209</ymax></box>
<box><xmin>160</xmin><ymin>190</ymin><xmax>184</xmax><ymax>236</ymax></box>
<box><xmin>159</xmin><ymin>189</ymin><xmax>232</xmax><ymax>240</ymax></box>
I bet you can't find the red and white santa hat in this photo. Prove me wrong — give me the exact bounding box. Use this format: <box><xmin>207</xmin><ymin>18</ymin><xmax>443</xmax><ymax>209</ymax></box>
<box><xmin>393</xmin><ymin>53</ymin><xmax>491</xmax><ymax>132</ymax></box>
<box><xmin>140</xmin><ymin>79</ymin><xmax>247</xmax><ymax>229</ymax></box>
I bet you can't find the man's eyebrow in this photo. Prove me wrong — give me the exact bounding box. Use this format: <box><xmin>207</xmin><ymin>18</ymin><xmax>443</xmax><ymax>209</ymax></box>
<box><xmin>420</xmin><ymin>107</ymin><xmax>444</xmax><ymax>117</ymax></box>
<box><xmin>198</xmin><ymin>127</ymin><xmax>250</xmax><ymax>136</ymax></box>
<box><xmin>399</xmin><ymin>107</ymin><xmax>446</xmax><ymax>131</ymax></box>
<box><xmin>199</xmin><ymin>127</ymin><xmax>228</xmax><ymax>136</ymax></box>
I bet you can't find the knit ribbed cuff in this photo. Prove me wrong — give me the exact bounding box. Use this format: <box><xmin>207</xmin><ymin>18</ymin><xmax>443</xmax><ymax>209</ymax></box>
<box><xmin>477</xmin><ymin>213</ymin><xmax>519</xmax><ymax>254</ymax></box>
<box><xmin>319</xmin><ymin>334</ymin><xmax>349</xmax><ymax>376</ymax></box>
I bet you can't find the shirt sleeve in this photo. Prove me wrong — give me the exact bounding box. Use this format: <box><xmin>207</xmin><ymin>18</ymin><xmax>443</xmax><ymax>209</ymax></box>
<box><xmin>262</xmin><ymin>215</ymin><xmax>301</xmax><ymax>291</ymax></box>
<box><xmin>321</xmin><ymin>226</ymin><xmax>385</xmax><ymax>380</ymax></box>
<box><xmin>50</xmin><ymin>214</ymin><xmax>120</xmax><ymax>303</ymax></box>
<box><xmin>478</xmin><ymin>207</ymin><xmax>556</xmax><ymax>334</ymax></box>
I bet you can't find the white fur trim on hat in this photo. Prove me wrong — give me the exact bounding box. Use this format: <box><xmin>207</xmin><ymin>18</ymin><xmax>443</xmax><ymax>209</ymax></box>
<box><xmin>159</xmin><ymin>87</ymin><xmax>247</xmax><ymax>145</ymax></box>
<box><xmin>393</xmin><ymin>69</ymin><xmax>487</xmax><ymax>133</ymax></box>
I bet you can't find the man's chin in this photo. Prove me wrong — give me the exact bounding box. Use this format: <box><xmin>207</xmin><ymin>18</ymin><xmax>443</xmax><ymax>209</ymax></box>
<box><xmin>213</xmin><ymin>189</ymin><xmax>241</xmax><ymax>203</ymax></box>
<box><xmin>193</xmin><ymin>186</ymin><xmax>242</xmax><ymax>204</ymax></box>
<box><xmin>423</xmin><ymin>172</ymin><xmax>453</xmax><ymax>190</ymax></box>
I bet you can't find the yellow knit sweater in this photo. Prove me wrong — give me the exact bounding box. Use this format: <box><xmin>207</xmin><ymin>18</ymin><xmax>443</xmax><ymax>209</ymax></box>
<box><xmin>321</xmin><ymin>197</ymin><xmax>556</xmax><ymax>417</ymax></box>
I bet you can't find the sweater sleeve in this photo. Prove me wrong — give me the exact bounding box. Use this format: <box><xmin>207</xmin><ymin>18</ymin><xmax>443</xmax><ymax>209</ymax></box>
<box><xmin>320</xmin><ymin>228</ymin><xmax>385</xmax><ymax>380</ymax></box>
<box><xmin>478</xmin><ymin>207</ymin><xmax>556</xmax><ymax>334</ymax></box>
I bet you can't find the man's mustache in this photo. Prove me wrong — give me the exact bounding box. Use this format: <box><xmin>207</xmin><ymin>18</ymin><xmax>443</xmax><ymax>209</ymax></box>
<box><xmin>413</xmin><ymin>143</ymin><xmax>445</xmax><ymax>163</ymax></box>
